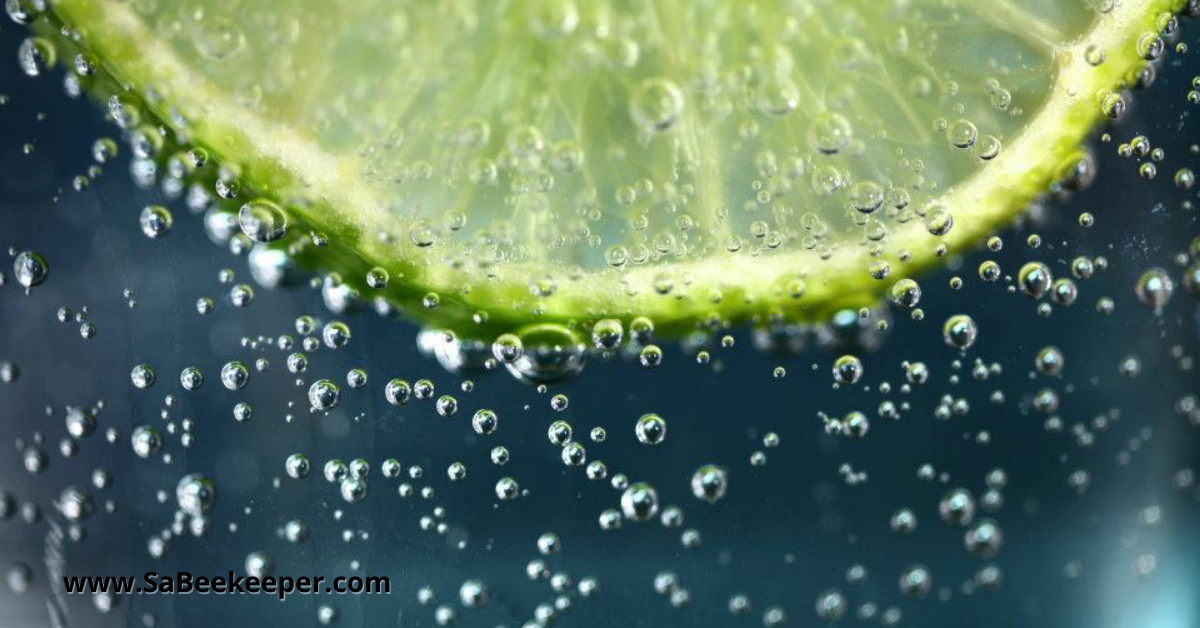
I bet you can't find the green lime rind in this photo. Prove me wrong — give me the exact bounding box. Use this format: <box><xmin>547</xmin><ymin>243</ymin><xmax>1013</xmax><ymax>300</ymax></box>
<box><xmin>33</xmin><ymin>0</ymin><xmax>1183</xmax><ymax>340</ymax></box>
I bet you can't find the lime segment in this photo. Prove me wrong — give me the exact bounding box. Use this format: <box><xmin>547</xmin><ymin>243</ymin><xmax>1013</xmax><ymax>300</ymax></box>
<box><xmin>32</xmin><ymin>0</ymin><xmax>1182</xmax><ymax>337</ymax></box>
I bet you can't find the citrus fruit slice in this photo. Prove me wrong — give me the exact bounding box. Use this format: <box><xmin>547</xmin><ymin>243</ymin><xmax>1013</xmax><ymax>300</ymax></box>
<box><xmin>21</xmin><ymin>0</ymin><xmax>1183</xmax><ymax>339</ymax></box>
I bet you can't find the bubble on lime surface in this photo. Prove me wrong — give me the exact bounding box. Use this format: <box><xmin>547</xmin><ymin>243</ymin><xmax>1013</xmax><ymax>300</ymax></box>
<box><xmin>238</xmin><ymin>199</ymin><xmax>288</xmax><ymax>243</ymax></box>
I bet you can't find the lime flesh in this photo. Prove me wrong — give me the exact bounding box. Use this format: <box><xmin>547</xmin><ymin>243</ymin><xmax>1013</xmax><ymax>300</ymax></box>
<box><xmin>29</xmin><ymin>0</ymin><xmax>1183</xmax><ymax>338</ymax></box>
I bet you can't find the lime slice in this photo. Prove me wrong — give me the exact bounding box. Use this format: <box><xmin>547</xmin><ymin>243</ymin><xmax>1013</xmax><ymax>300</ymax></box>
<box><xmin>24</xmin><ymin>0</ymin><xmax>1182</xmax><ymax>338</ymax></box>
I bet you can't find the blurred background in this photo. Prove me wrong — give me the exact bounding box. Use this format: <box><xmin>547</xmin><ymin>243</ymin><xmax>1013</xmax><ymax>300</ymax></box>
<box><xmin>1</xmin><ymin>14</ymin><xmax>1199</xmax><ymax>628</ymax></box>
